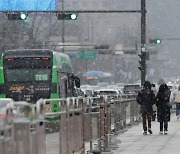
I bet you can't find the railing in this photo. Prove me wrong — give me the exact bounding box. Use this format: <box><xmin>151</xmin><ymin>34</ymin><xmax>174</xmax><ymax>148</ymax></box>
<box><xmin>0</xmin><ymin>94</ymin><xmax>140</xmax><ymax>154</ymax></box>
<box><xmin>0</xmin><ymin>99</ymin><xmax>45</xmax><ymax>154</ymax></box>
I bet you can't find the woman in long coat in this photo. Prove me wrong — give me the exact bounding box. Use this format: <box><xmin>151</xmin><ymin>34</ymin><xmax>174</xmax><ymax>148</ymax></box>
<box><xmin>156</xmin><ymin>83</ymin><xmax>171</xmax><ymax>134</ymax></box>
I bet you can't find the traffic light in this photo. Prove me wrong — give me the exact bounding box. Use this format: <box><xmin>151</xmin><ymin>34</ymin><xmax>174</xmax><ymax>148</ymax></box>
<box><xmin>20</xmin><ymin>13</ymin><xmax>28</xmax><ymax>20</ymax></box>
<box><xmin>138</xmin><ymin>60</ymin><xmax>145</xmax><ymax>71</ymax></box>
<box><xmin>7</xmin><ymin>12</ymin><xmax>28</xmax><ymax>20</ymax></box>
<box><xmin>149</xmin><ymin>38</ymin><xmax>161</xmax><ymax>44</ymax></box>
<box><xmin>57</xmin><ymin>13</ymin><xmax>78</xmax><ymax>20</ymax></box>
<box><xmin>138</xmin><ymin>52</ymin><xmax>149</xmax><ymax>60</ymax></box>
<box><xmin>138</xmin><ymin>52</ymin><xmax>148</xmax><ymax>71</ymax></box>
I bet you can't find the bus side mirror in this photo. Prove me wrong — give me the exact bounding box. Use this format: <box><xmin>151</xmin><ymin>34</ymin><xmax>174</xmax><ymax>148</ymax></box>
<box><xmin>74</xmin><ymin>76</ymin><xmax>80</xmax><ymax>88</ymax></box>
<box><xmin>0</xmin><ymin>84</ymin><xmax>5</xmax><ymax>94</ymax></box>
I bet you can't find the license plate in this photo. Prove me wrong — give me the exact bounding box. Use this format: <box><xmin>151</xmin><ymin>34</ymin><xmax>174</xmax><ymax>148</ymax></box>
<box><xmin>45</xmin><ymin>104</ymin><xmax>52</xmax><ymax>113</ymax></box>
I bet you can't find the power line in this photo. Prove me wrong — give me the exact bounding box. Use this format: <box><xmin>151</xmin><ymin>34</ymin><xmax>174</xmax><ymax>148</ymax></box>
<box><xmin>162</xmin><ymin>38</ymin><xmax>180</xmax><ymax>40</ymax></box>
<box><xmin>0</xmin><ymin>10</ymin><xmax>142</xmax><ymax>14</ymax></box>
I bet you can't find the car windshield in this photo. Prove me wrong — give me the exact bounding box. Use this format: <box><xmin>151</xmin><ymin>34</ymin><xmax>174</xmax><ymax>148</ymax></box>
<box><xmin>124</xmin><ymin>85</ymin><xmax>141</xmax><ymax>93</ymax></box>
<box><xmin>99</xmin><ymin>91</ymin><xmax>117</xmax><ymax>96</ymax></box>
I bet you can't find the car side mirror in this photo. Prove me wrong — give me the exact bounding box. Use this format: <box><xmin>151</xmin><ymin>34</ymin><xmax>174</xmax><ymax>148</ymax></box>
<box><xmin>74</xmin><ymin>76</ymin><xmax>80</xmax><ymax>88</ymax></box>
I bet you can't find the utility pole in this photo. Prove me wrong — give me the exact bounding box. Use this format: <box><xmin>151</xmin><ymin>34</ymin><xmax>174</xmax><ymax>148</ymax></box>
<box><xmin>140</xmin><ymin>0</ymin><xmax>147</xmax><ymax>86</ymax></box>
<box><xmin>62</xmin><ymin>0</ymin><xmax>65</xmax><ymax>53</ymax></box>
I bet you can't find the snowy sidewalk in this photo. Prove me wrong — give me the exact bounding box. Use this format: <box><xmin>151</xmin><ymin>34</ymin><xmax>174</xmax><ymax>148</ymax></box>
<box><xmin>111</xmin><ymin>113</ymin><xmax>180</xmax><ymax>154</ymax></box>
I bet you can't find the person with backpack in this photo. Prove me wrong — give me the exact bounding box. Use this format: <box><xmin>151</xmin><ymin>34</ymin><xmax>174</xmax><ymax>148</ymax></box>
<box><xmin>156</xmin><ymin>83</ymin><xmax>171</xmax><ymax>134</ymax></box>
<box><xmin>136</xmin><ymin>81</ymin><xmax>155</xmax><ymax>135</ymax></box>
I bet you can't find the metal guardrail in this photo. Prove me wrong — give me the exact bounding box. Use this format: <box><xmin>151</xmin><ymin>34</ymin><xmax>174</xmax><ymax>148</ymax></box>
<box><xmin>0</xmin><ymin>99</ymin><xmax>14</xmax><ymax>154</ymax></box>
<box><xmin>0</xmin><ymin>99</ymin><xmax>45</xmax><ymax>154</ymax></box>
<box><xmin>0</xmin><ymin>94</ymin><xmax>140</xmax><ymax>154</ymax></box>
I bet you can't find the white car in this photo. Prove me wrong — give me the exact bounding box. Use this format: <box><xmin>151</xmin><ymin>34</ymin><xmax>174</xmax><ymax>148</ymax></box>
<box><xmin>81</xmin><ymin>89</ymin><xmax>94</xmax><ymax>97</ymax></box>
<box><xmin>123</xmin><ymin>84</ymin><xmax>141</xmax><ymax>94</ymax></box>
<box><xmin>94</xmin><ymin>89</ymin><xmax>120</xmax><ymax>98</ymax></box>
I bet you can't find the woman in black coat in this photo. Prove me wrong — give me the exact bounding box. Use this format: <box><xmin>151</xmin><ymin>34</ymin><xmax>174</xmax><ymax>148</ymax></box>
<box><xmin>136</xmin><ymin>81</ymin><xmax>155</xmax><ymax>135</ymax></box>
<box><xmin>156</xmin><ymin>83</ymin><xmax>171</xmax><ymax>134</ymax></box>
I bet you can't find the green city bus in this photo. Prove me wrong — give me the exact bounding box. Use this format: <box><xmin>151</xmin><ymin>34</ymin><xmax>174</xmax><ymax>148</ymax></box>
<box><xmin>0</xmin><ymin>49</ymin><xmax>80</xmax><ymax>115</ymax></box>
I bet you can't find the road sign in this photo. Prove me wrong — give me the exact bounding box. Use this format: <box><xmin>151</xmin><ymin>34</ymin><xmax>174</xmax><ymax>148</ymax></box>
<box><xmin>78</xmin><ymin>49</ymin><xmax>96</xmax><ymax>59</ymax></box>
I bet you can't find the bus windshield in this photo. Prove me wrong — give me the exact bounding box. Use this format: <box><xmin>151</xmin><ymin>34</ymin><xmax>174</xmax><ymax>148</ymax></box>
<box><xmin>5</xmin><ymin>68</ymin><xmax>51</xmax><ymax>82</ymax></box>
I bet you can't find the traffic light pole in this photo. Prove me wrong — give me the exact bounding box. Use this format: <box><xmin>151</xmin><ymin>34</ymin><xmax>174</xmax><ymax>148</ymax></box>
<box><xmin>62</xmin><ymin>0</ymin><xmax>65</xmax><ymax>53</ymax></box>
<box><xmin>3</xmin><ymin>5</ymin><xmax>147</xmax><ymax>80</ymax></box>
<box><xmin>141</xmin><ymin>0</ymin><xmax>146</xmax><ymax>87</ymax></box>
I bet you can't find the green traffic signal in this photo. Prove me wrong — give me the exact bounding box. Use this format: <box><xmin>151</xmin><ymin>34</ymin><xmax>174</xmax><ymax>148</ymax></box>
<box><xmin>149</xmin><ymin>38</ymin><xmax>161</xmax><ymax>44</ymax></box>
<box><xmin>154</xmin><ymin>39</ymin><xmax>161</xmax><ymax>44</ymax></box>
<box><xmin>7</xmin><ymin>12</ymin><xmax>28</xmax><ymax>20</ymax></box>
<box><xmin>20</xmin><ymin>13</ymin><xmax>28</xmax><ymax>20</ymax></box>
<box><xmin>57</xmin><ymin>13</ymin><xmax>78</xmax><ymax>20</ymax></box>
<box><xmin>70</xmin><ymin>13</ymin><xmax>77</xmax><ymax>20</ymax></box>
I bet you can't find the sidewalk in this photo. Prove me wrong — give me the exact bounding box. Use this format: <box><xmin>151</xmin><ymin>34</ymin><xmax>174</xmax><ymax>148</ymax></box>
<box><xmin>111</xmin><ymin>113</ymin><xmax>180</xmax><ymax>154</ymax></box>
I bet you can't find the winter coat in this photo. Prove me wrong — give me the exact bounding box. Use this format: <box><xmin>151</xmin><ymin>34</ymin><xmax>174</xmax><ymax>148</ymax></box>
<box><xmin>136</xmin><ymin>88</ymin><xmax>155</xmax><ymax>114</ymax></box>
<box><xmin>151</xmin><ymin>86</ymin><xmax>158</xmax><ymax>111</ymax></box>
<box><xmin>156</xmin><ymin>85</ymin><xmax>171</xmax><ymax>122</ymax></box>
<box><xmin>170</xmin><ymin>90</ymin><xmax>180</xmax><ymax>103</ymax></box>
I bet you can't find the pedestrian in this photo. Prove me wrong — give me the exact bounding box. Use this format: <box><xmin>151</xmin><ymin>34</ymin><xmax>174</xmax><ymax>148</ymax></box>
<box><xmin>151</xmin><ymin>83</ymin><xmax>158</xmax><ymax>121</ymax></box>
<box><xmin>170</xmin><ymin>85</ymin><xmax>180</xmax><ymax>119</ymax></box>
<box><xmin>136</xmin><ymin>81</ymin><xmax>155</xmax><ymax>135</ymax></box>
<box><xmin>151</xmin><ymin>83</ymin><xmax>158</xmax><ymax>96</ymax></box>
<box><xmin>156</xmin><ymin>83</ymin><xmax>171</xmax><ymax>135</ymax></box>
